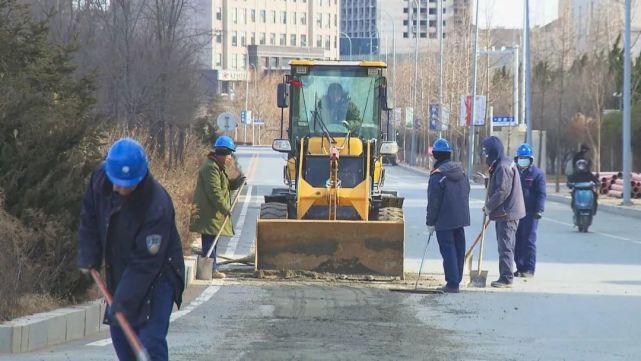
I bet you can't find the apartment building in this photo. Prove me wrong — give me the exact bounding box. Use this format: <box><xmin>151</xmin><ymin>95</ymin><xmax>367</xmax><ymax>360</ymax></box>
<box><xmin>194</xmin><ymin>0</ymin><xmax>340</xmax><ymax>94</ymax></box>
<box><xmin>340</xmin><ymin>0</ymin><xmax>471</xmax><ymax>57</ymax></box>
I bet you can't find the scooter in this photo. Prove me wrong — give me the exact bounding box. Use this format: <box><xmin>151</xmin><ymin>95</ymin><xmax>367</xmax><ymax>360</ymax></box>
<box><xmin>568</xmin><ymin>182</ymin><xmax>596</xmax><ymax>233</ymax></box>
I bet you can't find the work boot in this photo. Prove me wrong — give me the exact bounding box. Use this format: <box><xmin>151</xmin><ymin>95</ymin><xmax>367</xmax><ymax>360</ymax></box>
<box><xmin>212</xmin><ymin>270</ymin><xmax>226</xmax><ymax>279</ymax></box>
<box><xmin>520</xmin><ymin>271</ymin><xmax>534</xmax><ymax>278</ymax></box>
<box><xmin>490</xmin><ymin>278</ymin><xmax>512</xmax><ymax>288</ymax></box>
<box><xmin>440</xmin><ymin>286</ymin><xmax>460</xmax><ymax>293</ymax></box>
<box><xmin>513</xmin><ymin>271</ymin><xmax>522</xmax><ymax>277</ymax></box>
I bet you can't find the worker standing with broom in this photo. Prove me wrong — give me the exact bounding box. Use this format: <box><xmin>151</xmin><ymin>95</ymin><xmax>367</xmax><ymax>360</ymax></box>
<box><xmin>77</xmin><ymin>138</ymin><xmax>185</xmax><ymax>361</ymax></box>
<box><xmin>190</xmin><ymin>136</ymin><xmax>245</xmax><ymax>279</ymax></box>
<box><xmin>426</xmin><ymin>138</ymin><xmax>471</xmax><ymax>293</ymax></box>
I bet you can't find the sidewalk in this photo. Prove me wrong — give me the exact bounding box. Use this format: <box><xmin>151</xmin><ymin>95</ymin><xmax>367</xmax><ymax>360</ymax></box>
<box><xmin>397</xmin><ymin>162</ymin><xmax>641</xmax><ymax>219</ymax></box>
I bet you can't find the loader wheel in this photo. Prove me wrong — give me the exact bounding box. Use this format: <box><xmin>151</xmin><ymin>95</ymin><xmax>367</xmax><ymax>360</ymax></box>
<box><xmin>260</xmin><ymin>202</ymin><xmax>288</xmax><ymax>219</ymax></box>
<box><xmin>377</xmin><ymin>207</ymin><xmax>404</xmax><ymax>222</ymax></box>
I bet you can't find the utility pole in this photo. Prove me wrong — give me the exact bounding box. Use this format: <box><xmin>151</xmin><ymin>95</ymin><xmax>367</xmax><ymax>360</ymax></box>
<box><xmin>524</xmin><ymin>0</ymin><xmax>532</xmax><ymax>144</ymax></box>
<box><xmin>467</xmin><ymin>0</ymin><xmax>480</xmax><ymax>178</ymax></box>
<box><xmin>438</xmin><ymin>0</ymin><xmax>444</xmax><ymax>138</ymax></box>
<box><xmin>623</xmin><ymin>0</ymin><xmax>632</xmax><ymax>205</ymax></box>
<box><xmin>410</xmin><ymin>0</ymin><xmax>420</xmax><ymax>166</ymax></box>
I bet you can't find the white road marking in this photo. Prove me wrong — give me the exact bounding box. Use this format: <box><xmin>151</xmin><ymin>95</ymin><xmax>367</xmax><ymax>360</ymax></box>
<box><xmin>86</xmin><ymin>284</ymin><xmax>223</xmax><ymax>347</ymax></box>
<box><xmin>222</xmin><ymin>185</ymin><xmax>254</xmax><ymax>257</ymax></box>
<box><xmin>542</xmin><ymin>217</ymin><xmax>640</xmax><ymax>244</ymax></box>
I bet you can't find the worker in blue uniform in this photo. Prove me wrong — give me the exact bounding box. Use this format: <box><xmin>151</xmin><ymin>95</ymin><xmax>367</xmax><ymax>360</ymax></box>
<box><xmin>425</xmin><ymin>138</ymin><xmax>471</xmax><ymax>293</ymax></box>
<box><xmin>513</xmin><ymin>143</ymin><xmax>546</xmax><ymax>278</ymax></box>
<box><xmin>77</xmin><ymin>138</ymin><xmax>185</xmax><ymax>361</ymax></box>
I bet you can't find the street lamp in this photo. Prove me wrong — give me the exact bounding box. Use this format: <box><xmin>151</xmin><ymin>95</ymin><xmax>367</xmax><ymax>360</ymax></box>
<box><xmin>340</xmin><ymin>32</ymin><xmax>352</xmax><ymax>59</ymax></box>
<box><xmin>467</xmin><ymin>0</ymin><xmax>480</xmax><ymax>179</ymax></box>
<box><xmin>244</xmin><ymin>63</ymin><xmax>257</xmax><ymax>144</ymax></box>
<box><xmin>409</xmin><ymin>0</ymin><xmax>420</xmax><ymax>166</ymax></box>
<box><xmin>380</xmin><ymin>8</ymin><xmax>396</xmax><ymax>108</ymax></box>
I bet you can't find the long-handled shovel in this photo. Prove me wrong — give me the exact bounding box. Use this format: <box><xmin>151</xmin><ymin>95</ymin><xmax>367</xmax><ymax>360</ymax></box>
<box><xmin>89</xmin><ymin>269</ymin><xmax>150</xmax><ymax>361</ymax></box>
<box><xmin>390</xmin><ymin>231</ymin><xmax>444</xmax><ymax>294</ymax></box>
<box><xmin>468</xmin><ymin>171</ymin><xmax>490</xmax><ymax>287</ymax></box>
<box><xmin>196</xmin><ymin>182</ymin><xmax>245</xmax><ymax>280</ymax></box>
<box><xmin>463</xmin><ymin>218</ymin><xmax>490</xmax><ymax>278</ymax></box>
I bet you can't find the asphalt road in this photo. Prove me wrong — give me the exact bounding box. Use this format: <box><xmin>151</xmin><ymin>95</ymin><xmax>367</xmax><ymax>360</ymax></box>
<box><xmin>7</xmin><ymin>146</ymin><xmax>641</xmax><ymax>361</ymax></box>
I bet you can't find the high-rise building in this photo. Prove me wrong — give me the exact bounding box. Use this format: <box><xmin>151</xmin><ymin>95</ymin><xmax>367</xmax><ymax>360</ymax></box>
<box><xmin>193</xmin><ymin>0</ymin><xmax>340</xmax><ymax>94</ymax></box>
<box><xmin>340</xmin><ymin>0</ymin><xmax>471</xmax><ymax>58</ymax></box>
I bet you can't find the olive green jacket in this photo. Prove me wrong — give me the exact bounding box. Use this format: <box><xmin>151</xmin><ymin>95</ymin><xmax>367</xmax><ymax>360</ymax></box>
<box><xmin>189</xmin><ymin>157</ymin><xmax>242</xmax><ymax>237</ymax></box>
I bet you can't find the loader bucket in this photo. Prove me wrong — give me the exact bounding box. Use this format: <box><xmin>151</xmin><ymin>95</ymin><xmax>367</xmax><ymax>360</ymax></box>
<box><xmin>256</xmin><ymin>219</ymin><xmax>404</xmax><ymax>277</ymax></box>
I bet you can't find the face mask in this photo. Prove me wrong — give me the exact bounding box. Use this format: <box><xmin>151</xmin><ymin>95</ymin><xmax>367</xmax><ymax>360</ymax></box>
<box><xmin>517</xmin><ymin>158</ymin><xmax>531</xmax><ymax>168</ymax></box>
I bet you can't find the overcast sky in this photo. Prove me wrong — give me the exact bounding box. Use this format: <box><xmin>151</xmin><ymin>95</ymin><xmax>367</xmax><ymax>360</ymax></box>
<box><xmin>476</xmin><ymin>0</ymin><xmax>559</xmax><ymax>29</ymax></box>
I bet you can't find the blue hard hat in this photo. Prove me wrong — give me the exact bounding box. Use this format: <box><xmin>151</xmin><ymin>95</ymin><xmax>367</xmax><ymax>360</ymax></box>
<box><xmin>516</xmin><ymin>143</ymin><xmax>534</xmax><ymax>158</ymax></box>
<box><xmin>432</xmin><ymin>138</ymin><xmax>452</xmax><ymax>153</ymax></box>
<box><xmin>105</xmin><ymin>138</ymin><xmax>148</xmax><ymax>188</ymax></box>
<box><xmin>213</xmin><ymin>135</ymin><xmax>236</xmax><ymax>151</ymax></box>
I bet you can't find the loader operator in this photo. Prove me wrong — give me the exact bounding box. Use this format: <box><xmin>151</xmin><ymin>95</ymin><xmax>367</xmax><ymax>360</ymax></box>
<box><xmin>318</xmin><ymin>82</ymin><xmax>361</xmax><ymax>133</ymax></box>
<box><xmin>190</xmin><ymin>135</ymin><xmax>245</xmax><ymax>279</ymax></box>
<box><xmin>77</xmin><ymin>138</ymin><xmax>185</xmax><ymax>361</ymax></box>
<box><xmin>513</xmin><ymin>144</ymin><xmax>546</xmax><ymax>279</ymax></box>
<box><xmin>481</xmin><ymin>136</ymin><xmax>525</xmax><ymax>288</ymax></box>
<box><xmin>425</xmin><ymin>138</ymin><xmax>471</xmax><ymax>293</ymax></box>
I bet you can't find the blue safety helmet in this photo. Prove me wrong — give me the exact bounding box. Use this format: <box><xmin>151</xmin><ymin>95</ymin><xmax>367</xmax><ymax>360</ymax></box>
<box><xmin>432</xmin><ymin>138</ymin><xmax>452</xmax><ymax>153</ymax></box>
<box><xmin>516</xmin><ymin>143</ymin><xmax>534</xmax><ymax>158</ymax></box>
<box><xmin>104</xmin><ymin>138</ymin><xmax>148</xmax><ymax>188</ymax></box>
<box><xmin>213</xmin><ymin>135</ymin><xmax>236</xmax><ymax>152</ymax></box>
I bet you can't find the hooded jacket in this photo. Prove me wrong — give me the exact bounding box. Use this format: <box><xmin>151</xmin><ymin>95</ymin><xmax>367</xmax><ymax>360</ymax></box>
<box><xmin>482</xmin><ymin>136</ymin><xmax>526</xmax><ymax>221</ymax></box>
<box><xmin>426</xmin><ymin>159</ymin><xmax>471</xmax><ymax>231</ymax></box>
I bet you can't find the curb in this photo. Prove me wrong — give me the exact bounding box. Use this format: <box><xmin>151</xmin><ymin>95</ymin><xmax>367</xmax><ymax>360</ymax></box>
<box><xmin>0</xmin><ymin>256</ymin><xmax>198</xmax><ymax>354</ymax></box>
<box><xmin>398</xmin><ymin>163</ymin><xmax>641</xmax><ymax>219</ymax></box>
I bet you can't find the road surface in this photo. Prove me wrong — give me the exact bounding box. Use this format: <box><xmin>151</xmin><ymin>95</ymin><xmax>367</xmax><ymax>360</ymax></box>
<box><xmin>7</xmin><ymin>146</ymin><xmax>641</xmax><ymax>361</ymax></box>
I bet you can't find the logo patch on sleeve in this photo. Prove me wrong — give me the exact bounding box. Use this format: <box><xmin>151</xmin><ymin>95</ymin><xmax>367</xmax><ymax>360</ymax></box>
<box><xmin>146</xmin><ymin>234</ymin><xmax>162</xmax><ymax>255</ymax></box>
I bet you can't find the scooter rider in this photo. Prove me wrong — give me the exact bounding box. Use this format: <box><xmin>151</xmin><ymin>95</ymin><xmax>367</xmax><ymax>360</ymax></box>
<box><xmin>568</xmin><ymin>159</ymin><xmax>599</xmax><ymax>214</ymax></box>
<box><xmin>513</xmin><ymin>144</ymin><xmax>546</xmax><ymax>278</ymax></box>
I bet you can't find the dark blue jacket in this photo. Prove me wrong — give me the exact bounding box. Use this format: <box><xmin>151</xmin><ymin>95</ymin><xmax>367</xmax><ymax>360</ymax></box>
<box><xmin>77</xmin><ymin>164</ymin><xmax>185</xmax><ymax>327</ymax></box>
<box><xmin>426</xmin><ymin>160</ymin><xmax>471</xmax><ymax>231</ymax></box>
<box><xmin>518</xmin><ymin>165</ymin><xmax>546</xmax><ymax>215</ymax></box>
<box><xmin>482</xmin><ymin>136</ymin><xmax>526</xmax><ymax>221</ymax></box>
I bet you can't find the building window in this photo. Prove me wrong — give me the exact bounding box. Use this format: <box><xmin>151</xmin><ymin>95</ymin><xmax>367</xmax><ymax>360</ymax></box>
<box><xmin>241</xmin><ymin>32</ymin><xmax>246</xmax><ymax>46</ymax></box>
<box><xmin>290</xmin><ymin>34</ymin><xmax>297</xmax><ymax>46</ymax></box>
<box><xmin>216</xmin><ymin>32</ymin><xmax>222</xmax><ymax>43</ymax></box>
<box><xmin>429</xmin><ymin>8</ymin><xmax>436</xmax><ymax>15</ymax></box>
<box><xmin>324</xmin><ymin>36</ymin><xmax>330</xmax><ymax>50</ymax></box>
<box><xmin>301</xmin><ymin>34</ymin><xmax>307</xmax><ymax>47</ymax></box>
<box><xmin>316</xmin><ymin>14</ymin><xmax>322</xmax><ymax>28</ymax></box>
<box><xmin>215</xmin><ymin>53</ymin><xmax>222</xmax><ymax>67</ymax></box>
<box><xmin>280</xmin><ymin>33</ymin><xmax>287</xmax><ymax>46</ymax></box>
<box><xmin>333</xmin><ymin>35</ymin><xmax>337</xmax><ymax>49</ymax></box>
<box><xmin>250</xmin><ymin>32</ymin><xmax>256</xmax><ymax>45</ymax></box>
<box><xmin>281</xmin><ymin>11</ymin><xmax>287</xmax><ymax>24</ymax></box>
<box><xmin>293</xmin><ymin>11</ymin><xmax>297</xmax><ymax>24</ymax></box>
<box><xmin>270</xmin><ymin>33</ymin><xmax>276</xmax><ymax>45</ymax></box>
<box><xmin>260</xmin><ymin>10</ymin><xmax>266</xmax><ymax>23</ymax></box>
<box><xmin>232</xmin><ymin>31</ymin><xmax>238</xmax><ymax>46</ymax></box>
<box><xmin>233</xmin><ymin>8</ymin><xmax>238</xmax><ymax>24</ymax></box>
<box><xmin>403</xmin><ymin>32</ymin><xmax>409</xmax><ymax>38</ymax></box>
<box><xmin>271</xmin><ymin>10</ymin><xmax>276</xmax><ymax>23</ymax></box>
<box><xmin>260</xmin><ymin>32</ymin><xmax>266</xmax><ymax>45</ymax></box>
<box><xmin>316</xmin><ymin>35</ymin><xmax>322</xmax><ymax>47</ymax></box>
<box><xmin>429</xmin><ymin>33</ymin><xmax>436</xmax><ymax>39</ymax></box>
<box><xmin>325</xmin><ymin>13</ymin><xmax>330</xmax><ymax>28</ymax></box>
<box><xmin>429</xmin><ymin>20</ymin><xmax>436</xmax><ymax>28</ymax></box>
<box><xmin>251</xmin><ymin>9</ymin><xmax>256</xmax><ymax>22</ymax></box>
<box><xmin>334</xmin><ymin>14</ymin><xmax>337</xmax><ymax>27</ymax></box>
<box><xmin>242</xmin><ymin>9</ymin><xmax>247</xmax><ymax>24</ymax></box>
<box><xmin>216</xmin><ymin>7</ymin><xmax>222</xmax><ymax>20</ymax></box>
<box><xmin>232</xmin><ymin>54</ymin><xmax>238</xmax><ymax>69</ymax></box>
<box><xmin>301</xmin><ymin>13</ymin><xmax>307</xmax><ymax>25</ymax></box>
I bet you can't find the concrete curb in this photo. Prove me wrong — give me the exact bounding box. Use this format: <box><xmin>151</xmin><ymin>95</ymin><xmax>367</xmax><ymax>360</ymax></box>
<box><xmin>0</xmin><ymin>255</ymin><xmax>199</xmax><ymax>354</ymax></box>
<box><xmin>398</xmin><ymin>162</ymin><xmax>641</xmax><ymax>219</ymax></box>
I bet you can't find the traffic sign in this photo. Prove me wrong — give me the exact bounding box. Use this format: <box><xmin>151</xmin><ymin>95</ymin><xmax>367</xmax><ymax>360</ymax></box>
<box><xmin>492</xmin><ymin>115</ymin><xmax>516</xmax><ymax>126</ymax></box>
<box><xmin>240</xmin><ymin>110</ymin><xmax>252</xmax><ymax>124</ymax></box>
<box><xmin>254</xmin><ymin>119</ymin><xmax>265</xmax><ymax>125</ymax></box>
<box><xmin>216</xmin><ymin>112</ymin><xmax>238</xmax><ymax>133</ymax></box>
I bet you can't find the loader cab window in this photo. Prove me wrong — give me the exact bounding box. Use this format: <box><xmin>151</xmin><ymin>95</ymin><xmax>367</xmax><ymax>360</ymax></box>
<box><xmin>290</xmin><ymin>67</ymin><xmax>381</xmax><ymax>143</ymax></box>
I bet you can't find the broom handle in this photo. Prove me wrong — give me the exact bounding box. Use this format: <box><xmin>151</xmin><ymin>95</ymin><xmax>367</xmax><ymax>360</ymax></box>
<box><xmin>89</xmin><ymin>269</ymin><xmax>150</xmax><ymax>361</ymax></box>
<box><xmin>205</xmin><ymin>181</ymin><xmax>246</xmax><ymax>258</ymax></box>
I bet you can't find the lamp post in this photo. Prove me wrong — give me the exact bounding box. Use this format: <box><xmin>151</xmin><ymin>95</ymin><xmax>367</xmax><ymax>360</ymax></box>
<box><xmin>467</xmin><ymin>0</ymin><xmax>480</xmax><ymax>179</ymax></box>
<box><xmin>244</xmin><ymin>63</ymin><xmax>257</xmax><ymax>144</ymax></box>
<box><xmin>340</xmin><ymin>32</ymin><xmax>352</xmax><ymax>59</ymax></box>
<box><xmin>381</xmin><ymin>8</ymin><xmax>396</xmax><ymax>108</ymax></box>
<box><xmin>409</xmin><ymin>0</ymin><xmax>420</xmax><ymax>166</ymax></box>
<box><xmin>623</xmin><ymin>0</ymin><xmax>632</xmax><ymax>205</ymax></box>
<box><xmin>438</xmin><ymin>0</ymin><xmax>444</xmax><ymax>138</ymax></box>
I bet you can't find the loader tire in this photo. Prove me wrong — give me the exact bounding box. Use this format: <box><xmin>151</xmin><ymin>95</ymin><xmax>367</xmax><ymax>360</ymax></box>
<box><xmin>377</xmin><ymin>207</ymin><xmax>403</xmax><ymax>222</ymax></box>
<box><xmin>260</xmin><ymin>202</ymin><xmax>288</xmax><ymax>219</ymax></box>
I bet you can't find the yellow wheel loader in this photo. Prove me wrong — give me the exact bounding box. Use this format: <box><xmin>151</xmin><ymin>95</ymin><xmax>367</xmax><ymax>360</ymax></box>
<box><xmin>256</xmin><ymin>60</ymin><xmax>404</xmax><ymax>277</ymax></box>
